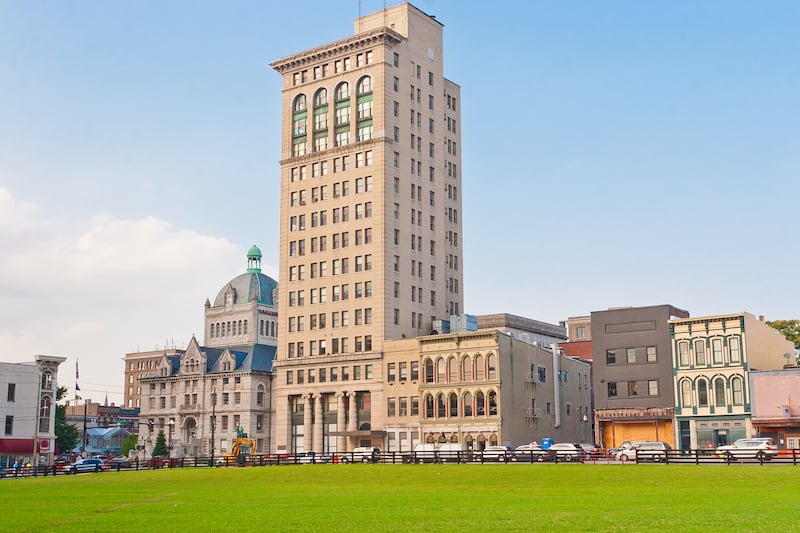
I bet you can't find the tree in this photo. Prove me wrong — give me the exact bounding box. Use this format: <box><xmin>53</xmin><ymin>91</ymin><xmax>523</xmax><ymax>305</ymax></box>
<box><xmin>766</xmin><ymin>319</ymin><xmax>800</xmax><ymax>350</ymax></box>
<box><xmin>55</xmin><ymin>386</ymin><xmax>80</xmax><ymax>454</ymax></box>
<box><xmin>152</xmin><ymin>430</ymin><xmax>168</xmax><ymax>457</ymax></box>
<box><xmin>120</xmin><ymin>433</ymin><xmax>139</xmax><ymax>458</ymax></box>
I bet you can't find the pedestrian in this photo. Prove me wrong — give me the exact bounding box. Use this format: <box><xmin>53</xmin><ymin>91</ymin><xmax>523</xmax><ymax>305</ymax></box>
<box><xmin>13</xmin><ymin>459</ymin><xmax>20</xmax><ymax>478</ymax></box>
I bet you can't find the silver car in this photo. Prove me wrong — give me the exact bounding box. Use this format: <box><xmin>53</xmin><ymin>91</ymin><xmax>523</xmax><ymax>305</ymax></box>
<box><xmin>68</xmin><ymin>457</ymin><xmax>105</xmax><ymax>474</ymax></box>
<box><xmin>716</xmin><ymin>438</ymin><xmax>778</xmax><ymax>460</ymax></box>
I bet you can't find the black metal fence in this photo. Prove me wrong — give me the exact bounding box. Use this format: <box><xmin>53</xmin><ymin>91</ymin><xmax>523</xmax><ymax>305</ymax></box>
<box><xmin>2</xmin><ymin>448</ymin><xmax>798</xmax><ymax>479</ymax></box>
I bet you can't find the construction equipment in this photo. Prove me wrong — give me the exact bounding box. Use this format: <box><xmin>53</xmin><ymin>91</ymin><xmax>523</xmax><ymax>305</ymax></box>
<box><xmin>218</xmin><ymin>427</ymin><xmax>255</xmax><ymax>466</ymax></box>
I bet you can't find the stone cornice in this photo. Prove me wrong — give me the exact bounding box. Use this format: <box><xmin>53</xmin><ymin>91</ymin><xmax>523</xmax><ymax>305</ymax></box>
<box><xmin>279</xmin><ymin>137</ymin><xmax>389</xmax><ymax>167</ymax></box>
<box><xmin>270</xmin><ymin>28</ymin><xmax>404</xmax><ymax>73</ymax></box>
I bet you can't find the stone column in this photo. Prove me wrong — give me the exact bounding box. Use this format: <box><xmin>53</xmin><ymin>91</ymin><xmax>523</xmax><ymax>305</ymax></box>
<box><xmin>348</xmin><ymin>391</ymin><xmax>358</xmax><ymax>433</ymax></box>
<box><xmin>336</xmin><ymin>392</ymin><xmax>346</xmax><ymax>452</ymax></box>
<box><xmin>303</xmin><ymin>394</ymin><xmax>313</xmax><ymax>452</ymax></box>
<box><xmin>314</xmin><ymin>394</ymin><xmax>324</xmax><ymax>452</ymax></box>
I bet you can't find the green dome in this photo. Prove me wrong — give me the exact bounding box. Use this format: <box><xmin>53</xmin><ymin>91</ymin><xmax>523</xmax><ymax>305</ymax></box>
<box><xmin>247</xmin><ymin>245</ymin><xmax>262</xmax><ymax>259</ymax></box>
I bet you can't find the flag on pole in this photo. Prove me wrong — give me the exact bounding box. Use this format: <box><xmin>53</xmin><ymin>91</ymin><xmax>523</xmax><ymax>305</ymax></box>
<box><xmin>75</xmin><ymin>359</ymin><xmax>79</xmax><ymax>380</ymax></box>
<box><xmin>75</xmin><ymin>383</ymin><xmax>82</xmax><ymax>400</ymax></box>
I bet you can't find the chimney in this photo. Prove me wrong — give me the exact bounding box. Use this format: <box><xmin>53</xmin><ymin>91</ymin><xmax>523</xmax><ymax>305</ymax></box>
<box><xmin>759</xmin><ymin>315</ymin><xmax>765</xmax><ymax>322</ymax></box>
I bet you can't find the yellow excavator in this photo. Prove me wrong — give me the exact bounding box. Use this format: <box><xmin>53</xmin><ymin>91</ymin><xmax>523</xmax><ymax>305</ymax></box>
<box><xmin>218</xmin><ymin>426</ymin><xmax>255</xmax><ymax>466</ymax></box>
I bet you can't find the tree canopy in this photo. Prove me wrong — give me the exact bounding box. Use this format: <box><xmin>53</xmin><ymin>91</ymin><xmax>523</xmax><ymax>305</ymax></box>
<box><xmin>120</xmin><ymin>433</ymin><xmax>139</xmax><ymax>458</ymax></box>
<box><xmin>55</xmin><ymin>387</ymin><xmax>80</xmax><ymax>453</ymax></box>
<box><xmin>766</xmin><ymin>319</ymin><xmax>800</xmax><ymax>350</ymax></box>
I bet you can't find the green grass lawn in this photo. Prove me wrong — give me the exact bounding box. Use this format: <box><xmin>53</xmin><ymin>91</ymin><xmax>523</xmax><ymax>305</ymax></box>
<box><xmin>1</xmin><ymin>464</ymin><xmax>799</xmax><ymax>532</ymax></box>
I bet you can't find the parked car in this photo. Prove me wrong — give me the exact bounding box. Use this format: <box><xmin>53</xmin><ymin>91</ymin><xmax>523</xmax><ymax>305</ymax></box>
<box><xmin>547</xmin><ymin>443</ymin><xmax>585</xmax><ymax>462</ymax></box>
<box><xmin>295</xmin><ymin>451</ymin><xmax>332</xmax><ymax>464</ymax></box>
<box><xmin>341</xmin><ymin>447</ymin><xmax>380</xmax><ymax>463</ymax></box>
<box><xmin>716</xmin><ymin>438</ymin><xmax>778</xmax><ymax>460</ymax></box>
<box><xmin>403</xmin><ymin>443</ymin><xmax>437</xmax><ymax>463</ymax></box>
<box><xmin>67</xmin><ymin>457</ymin><xmax>105</xmax><ymax>474</ymax></box>
<box><xmin>511</xmin><ymin>444</ymin><xmax>551</xmax><ymax>462</ymax></box>
<box><xmin>608</xmin><ymin>440</ymin><xmax>647</xmax><ymax>455</ymax></box>
<box><xmin>437</xmin><ymin>443</ymin><xmax>465</xmax><ymax>463</ymax></box>
<box><xmin>481</xmin><ymin>445</ymin><xmax>512</xmax><ymax>462</ymax></box>
<box><xmin>578</xmin><ymin>443</ymin><xmax>602</xmax><ymax>459</ymax></box>
<box><xmin>108</xmin><ymin>457</ymin><xmax>134</xmax><ymax>469</ymax></box>
<box><xmin>616</xmin><ymin>441</ymin><xmax>671</xmax><ymax>462</ymax></box>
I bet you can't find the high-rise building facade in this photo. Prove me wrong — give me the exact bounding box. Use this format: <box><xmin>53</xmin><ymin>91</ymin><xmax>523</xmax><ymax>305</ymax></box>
<box><xmin>270</xmin><ymin>3</ymin><xmax>463</xmax><ymax>454</ymax></box>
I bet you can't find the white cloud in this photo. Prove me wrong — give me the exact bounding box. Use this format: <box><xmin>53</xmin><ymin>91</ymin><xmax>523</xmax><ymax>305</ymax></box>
<box><xmin>0</xmin><ymin>187</ymin><xmax>257</xmax><ymax>405</ymax></box>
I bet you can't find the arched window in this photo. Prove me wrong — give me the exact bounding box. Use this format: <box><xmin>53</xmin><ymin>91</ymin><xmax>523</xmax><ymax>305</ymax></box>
<box><xmin>697</xmin><ymin>379</ymin><xmax>709</xmax><ymax>407</ymax></box>
<box><xmin>424</xmin><ymin>359</ymin><xmax>434</xmax><ymax>383</ymax></box>
<box><xmin>448</xmin><ymin>356</ymin><xmax>458</xmax><ymax>382</ymax></box>
<box><xmin>694</xmin><ymin>340</ymin><xmax>706</xmax><ymax>366</ymax></box>
<box><xmin>436</xmin><ymin>394</ymin><xmax>446</xmax><ymax>418</ymax></box>
<box><xmin>714</xmin><ymin>377</ymin><xmax>726</xmax><ymax>407</ymax></box>
<box><xmin>257</xmin><ymin>384</ymin><xmax>265</xmax><ymax>406</ymax></box>
<box><xmin>313</xmin><ymin>88</ymin><xmax>329</xmax><ymax>151</ymax></box>
<box><xmin>449</xmin><ymin>393</ymin><xmax>458</xmax><ymax>417</ymax></box>
<box><xmin>335</xmin><ymin>82</ymin><xmax>349</xmax><ymax>102</ymax></box>
<box><xmin>243</xmin><ymin>320</ymin><xmax>247</xmax><ymax>335</ymax></box>
<box><xmin>314</xmin><ymin>88</ymin><xmax>328</xmax><ymax>107</ymax></box>
<box><xmin>425</xmin><ymin>394</ymin><xmax>434</xmax><ymax>418</ymax></box>
<box><xmin>260</xmin><ymin>320</ymin><xmax>264</xmax><ymax>335</ymax></box>
<box><xmin>41</xmin><ymin>371</ymin><xmax>53</xmax><ymax>391</ymax></box>
<box><xmin>39</xmin><ymin>395</ymin><xmax>52</xmax><ymax>432</ymax></box>
<box><xmin>436</xmin><ymin>358</ymin><xmax>446</xmax><ymax>382</ymax></box>
<box><xmin>210</xmin><ymin>324</ymin><xmax>215</xmax><ymax>338</ymax></box>
<box><xmin>488</xmin><ymin>391</ymin><xmax>498</xmax><ymax>415</ymax></box>
<box><xmin>731</xmin><ymin>376</ymin><xmax>744</xmax><ymax>405</ymax></box>
<box><xmin>487</xmin><ymin>354</ymin><xmax>497</xmax><ymax>380</ymax></box>
<box><xmin>461</xmin><ymin>357</ymin><xmax>472</xmax><ymax>381</ymax></box>
<box><xmin>271</xmin><ymin>321</ymin><xmax>276</xmax><ymax>338</ymax></box>
<box><xmin>356</xmin><ymin>77</ymin><xmax>372</xmax><ymax>141</ymax></box>
<box><xmin>463</xmin><ymin>392</ymin><xmax>473</xmax><ymax>417</ymax></box>
<box><xmin>681</xmin><ymin>380</ymin><xmax>692</xmax><ymax>408</ymax></box>
<box><xmin>475</xmin><ymin>355</ymin><xmax>485</xmax><ymax>380</ymax></box>
<box><xmin>356</xmin><ymin>76</ymin><xmax>372</xmax><ymax>95</ymax></box>
<box><xmin>293</xmin><ymin>94</ymin><xmax>307</xmax><ymax>112</ymax></box>
<box><xmin>292</xmin><ymin>94</ymin><xmax>308</xmax><ymax>156</ymax></box>
<box><xmin>476</xmin><ymin>391</ymin><xmax>485</xmax><ymax>416</ymax></box>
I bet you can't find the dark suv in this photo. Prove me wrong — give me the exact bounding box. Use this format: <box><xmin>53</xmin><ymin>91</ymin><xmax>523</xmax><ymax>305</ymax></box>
<box><xmin>68</xmin><ymin>457</ymin><xmax>105</xmax><ymax>474</ymax></box>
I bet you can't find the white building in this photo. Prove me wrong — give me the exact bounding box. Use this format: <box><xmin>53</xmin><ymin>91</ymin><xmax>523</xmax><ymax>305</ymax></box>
<box><xmin>0</xmin><ymin>355</ymin><xmax>66</xmax><ymax>467</ymax></box>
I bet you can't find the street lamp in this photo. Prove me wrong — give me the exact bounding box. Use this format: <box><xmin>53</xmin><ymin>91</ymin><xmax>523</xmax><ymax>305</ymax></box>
<box><xmin>210</xmin><ymin>390</ymin><xmax>217</xmax><ymax>467</ymax></box>
<box><xmin>167</xmin><ymin>419</ymin><xmax>175</xmax><ymax>459</ymax></box>
<box><xmin>582</xmin><ymin>414</ymin><xmax>589</xmax><ymax>443</ymax></box>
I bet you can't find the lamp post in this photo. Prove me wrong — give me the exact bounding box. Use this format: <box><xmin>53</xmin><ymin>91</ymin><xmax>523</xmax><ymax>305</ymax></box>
<box><xmin>167</xmin><ymin>419</ymin><xmax>175</xmax><ymax>459</ymax></box>
<box><xmin>210</xmin><ymin>391</ymin><xmax>217</xmax><ymax>466</ymax></box>
<box><xmin>582</xmin><ymin>414</ymin><xmax>588</xmax><ymax>443</ymax></box>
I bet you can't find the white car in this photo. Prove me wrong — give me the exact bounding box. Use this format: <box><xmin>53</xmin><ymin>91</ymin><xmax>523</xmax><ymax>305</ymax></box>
<box><xmin>340</xmin><ymin>447</ymin><xmax>380</xmax><ymax>463</ymax></box>
<box><xmin>716</xmin><ymin>438</ymin><xmax>778</xmax><ymax>460</ymax></box>
<box><xmin>547</xmin><ymin>443</ymin><xmax>585</xmax><ymax>462</ymax></box>
<box><xmin>616</xmin><ymin>441</ymin><xmax>671</xmax><ymax>462</ymax></box>
<box><xmin>481</xmin><ymin>445</ymin><xmax>512</xmax><ymax>462</ymax></box>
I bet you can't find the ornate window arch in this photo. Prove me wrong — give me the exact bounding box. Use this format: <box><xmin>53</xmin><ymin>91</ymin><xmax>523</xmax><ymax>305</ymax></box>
<box><xmin>436</xmin><ymin>393</ymin><xmax>446</xmax><ymax>418</ymax></box>
<box><xmin>697</xmin><ymin>378</ymin><xmax>709</xmax><ymax>407</ymax></box>
<box><xmin>475</xmin><ymin>354</ymin><xmax>485</xmax><ymax>380</ymax></box>
<box><xmin>463</xmin><ymin>391</ymin><xmax>473</xmax><ymax>417</ymax></box>
<box><xmin>425</xmin><ymin>394</ymin><xmax>434</xmax><ymax>418</ymax></box>
<box><xmin>424</xmin><ymin>359</ymin><xmax>434</xmax><ymax>383</ymax></box>
<box><xmin>436</xmin><ymin>358</ymin><xmax>446</xmax><ymax>382</ymax></box>
<box><xmin>714</xmin><ymin>376</ymin><xmax>726</xmax><ymax>407</ymax></box>
<box><xmin>461</xmin><ymin>356</ymin><xmax>472</xmax><ymax>382</ymax></box>
<box><xmin>488</xmin><ymin>390</ymin><xmax>498</xmax><ymax>416</ymax></box>
<box><xmin>680</xmin><ymin>379</ymin><xmax>692</xmax><ymax>408</ymax></box>
<box><xmin>487</xmin><ymin>353</ymin><xmax>497</xmax><ymax>380</ymax></box>
<box><xmin>476</xmin><ymin>391</ymin><xmax>485</xmax><ymax>416</ymax></box>
<box><xmin>449</xmin><ymin>392</ymin><xmax>458</xmax><ymax>417</ymax></box>
<box><xmin>292</xmin><ymin>94</ymin><xmax>307</xmax><ymax>112</ymax></box>
<box><xmin>731</xmin><ymin>376</ymin><xmax>744</xmax><ymax>405</ymax></box>
<box><xmin>448</xmin><ymin>356</ymin><xmax>459</xmax><ymax>382</ymax></box>
<box><xmin>356</xmin><ymin>76</ymin><xmax>372</xmax><ymax>95</ymax></box>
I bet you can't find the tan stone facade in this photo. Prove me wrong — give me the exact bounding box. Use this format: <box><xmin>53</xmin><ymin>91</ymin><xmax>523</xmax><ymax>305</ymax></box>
<box><xmin>270</xmin><ymin>3</ymin><xmax>463</xmax><ymax>453</ymax></box>
<box><xmin>124</xmin><ymin>348</ymin><xmax>185</xmax><ymax>410</ymax></box>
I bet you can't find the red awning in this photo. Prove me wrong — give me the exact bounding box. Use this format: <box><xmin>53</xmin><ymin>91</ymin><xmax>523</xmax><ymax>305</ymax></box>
<box><xmin>0</xmin><ymin>438</ymin><xmax>35</xmax><ymax>454</ymax></box>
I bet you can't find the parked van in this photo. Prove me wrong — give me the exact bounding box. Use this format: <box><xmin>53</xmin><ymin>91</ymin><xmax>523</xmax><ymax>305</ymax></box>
<box><xmin>404</xmin><ymin>443</ymin><xmax>437</xmax><ymax>463</ymax></box>
<box><xmin>341</xmin><ymin>447</ymin><xmax>380</xmax><ymax>463</ymax></box>
<box><xmin>437</xmin><ymin>443</ymin><xmax>464</xmax><ymax>463</ymax></box>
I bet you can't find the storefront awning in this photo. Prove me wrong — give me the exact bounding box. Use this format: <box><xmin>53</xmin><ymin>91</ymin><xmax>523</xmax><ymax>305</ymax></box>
<box><xmin>0</xmin><ymin>438</ymin><xmax>35</xmax><ymax>454</ymax></box>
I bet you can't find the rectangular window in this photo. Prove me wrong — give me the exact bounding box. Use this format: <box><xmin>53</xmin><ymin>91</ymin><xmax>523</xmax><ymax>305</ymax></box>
<box><xmin>387</xmin><ymin>397</ymin><xmax>396</xmax><ymax>417</ymax></box>
<box><xmin>626</xmin><ymin>348</ymin><xmax>636</xmax><ymax>364</ymax></box>
<box><xmin>729</xmin><ymin>337</ymin><xmax>741</xmax><ymax>363</ymax></box>
<box><xmin>411</xmin><ymin>396</ymin><xmax>419</xmax><ymax>416</ymax></box>
<box><xmin>608</xmin><ymin>382</ymin><xmax>617</xmax><ymax>397</ymax></box>
<box><xmin>646</xmin><ymin>346</ymin><xmax>657</xmax><ymax>362</ymax></box>
<box><xmin>678</xmin><ymin>341</ymin><xmax>690</xmax><ymax>366</ymax></box>
<box><xmin>4</xmin><ymin>415</ymin><xmax>12</xmax><ymax>436</ymax></box>
<box><xmin>712</xmin><ymin>338</ymin><xmax>723</xmax><ymax>364</ymax></box>
<box><xmin>627</xmin><ymin>381</ymin><xmax>638</xmax><ymax>396</ymax></box>
<box><xmin>387</xmin><ymin>363</ymin><xmax>396</xmax><ymax>382</ymax></box>
<box><xmin>6</xmin><ymin>383</ymin><xmax>15</xmax><ymax>402</ymax></box>
<box><xmin>648</xmin><ymin>380</ymin><xmax>659</xmax><ymax>397</ymax></box>
<box><xmin>606</xmin><ymin>350</ymin><xmax>616</xmax><ymax>365</ymax></box>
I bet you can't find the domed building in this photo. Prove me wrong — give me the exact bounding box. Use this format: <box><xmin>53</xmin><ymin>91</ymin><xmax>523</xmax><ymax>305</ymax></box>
<box><xmin>136</xmin><ymin>247</ymin><xmax>278</xmax><ymax>459</ymax></box>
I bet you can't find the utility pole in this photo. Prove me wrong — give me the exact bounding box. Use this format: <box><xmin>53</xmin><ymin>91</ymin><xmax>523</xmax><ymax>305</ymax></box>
<box><xmin>210</xmin><ymin>390</ymin><xmax>217</xmax><ymax>466</ymax></box>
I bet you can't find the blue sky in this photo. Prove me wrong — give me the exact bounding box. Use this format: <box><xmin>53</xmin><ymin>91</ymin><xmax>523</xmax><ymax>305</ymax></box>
<box><xmin>1</xmin><ymin>1</ymin><xmax>798</xmax><ymax>403</ymax></box>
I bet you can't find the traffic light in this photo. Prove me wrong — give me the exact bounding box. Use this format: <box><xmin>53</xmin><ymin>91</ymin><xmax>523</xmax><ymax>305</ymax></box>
<box><xmin>147</xmin><ymin>420</ymin><xmax>154</xmax><ymax>432</ymax></box>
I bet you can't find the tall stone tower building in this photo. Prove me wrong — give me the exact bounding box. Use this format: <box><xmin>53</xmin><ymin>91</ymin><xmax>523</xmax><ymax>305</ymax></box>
<box><xmin>270</xmin><ymin>3</ymin><xmax>463</xmax><ymax>454</ymax></box>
